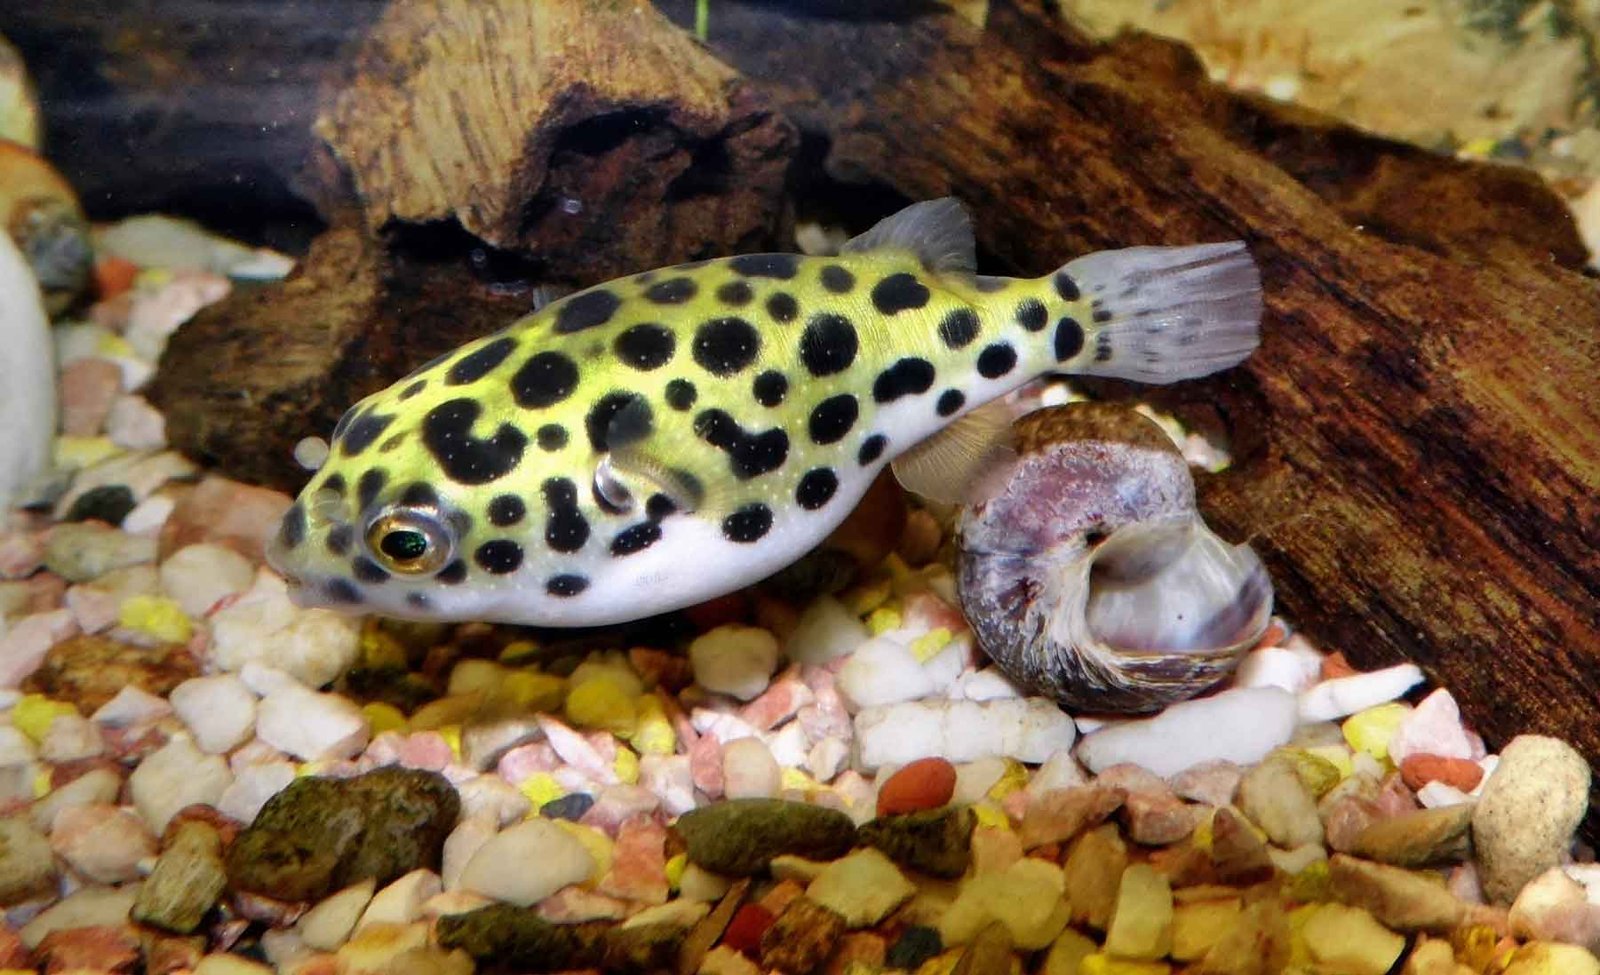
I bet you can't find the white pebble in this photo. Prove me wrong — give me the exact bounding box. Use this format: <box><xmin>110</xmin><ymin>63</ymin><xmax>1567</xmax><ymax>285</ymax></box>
<box><xmin>38</xmin><ymin>712</ymin><xmax>104</xmax><ymax>763</ymax></box>
<box><xmin>120</xmin><ymin>493</ymin><xmax>176</xmax><ymax>535</ymax></box>
<box><xmin>952</xmin><ymin>757</ymin><xmax>1008</xmax><ymax>805</ymax></box>
<box><xmin>357</xmin><ymin>869</ymin><xmax>442</xmax><ymax>930</ymax></box>
<box><xmin>1234</xmin><ymin>646</ymin><xmax>1322</xmax><ymax>692</ymax></box>
<box><xmin>785</xmin><ymin>597</ymin><xmax>869</xmax><ymax>665</ymax></box>
<box><xmin>1417</xmin><ymin>781</ymin><xmax>1473</xmax><ymax>808</ymax></box>
<box><xmin>217</xmin><ymin>761</ymin><xmax>296</xmax><ymax>824</ymax></box>
<box><xmin>807</xmin><ymin>737</ymin><xmax>850</xmax><ymax>783</ymax></box>
<box><xmin>89</xmin><ymin>684</ymin><xmax>171</xmax><ymax>728</ymax></box>
<box><xmin>1297</xmin><ymin>663</ymin><xmax>1424</xmax><ymax>723</ymax></box>
<box><xmin>159</xmin><ymin>543</ymin><xmax>255</xmax><ymax>618</ymax></box>
<box><xmin>255</xmin><ymin>684</ymin><xmax>370</xmax><ymax>761</ymax></box>
<box><xmin>853</xmin><ymin>698</ymin><xmax>1077</xmax><ymax>771</ymax></box>
<box><xmin>639</xmin><ymin>754</ymin><xmax>696</xmax><ymax>816</ymax></box>
<box><xmin>129</xmin><ymin>734</ymin><xmax>234</xmax><ymax>832</ymax></box>
<box><xmin>456</xmin><ymin>775</ymin><xmax>532</xmax><ymax>826</ymax></box>
<box><xmin>1388</xmin><ymin>688</ymin><xmax>1476</xmax><ymax>764</ymax></box>
<box><xmin>689</xmin><ymin>625</ymin><xmax>779</xmax><ymax>701</ymax></box>
<box><xmin>1029</xmin><ymin>750</ymin><xmax>1089</xmax><ymax>794</ymax></box>
<box><xmin>32</xmin><ymin>768</ymin><xmax>121</xmax><ymax>834</ymax></box>
<box><xmin>1075</xmin><ymin>686</ymin><xmax>1298</xmax><ymax>778</ymax></box>
<box><xmin>50</xmin><ymin>804</ymin><xmax>156</xmax><ymax>883</ymax></box>
<box><xmin>958</xmin><ymin>667</ymin><xmax>1024</xmax><ymax>702</ymax></box>
<box><xmin>169</xmin><ymin>675</ymin><xmax>258</xmax><ymax>754</ymax></box>
<box><xmin>723</xmin><ymin>737</ymin><xmax>781</xmax><ymax>799</ymax></box>
<box><xmin>209</xmin><ymin>573</ymin><xmax>360</xmax><ymax>689</ymax></box>
<box><xmin>442</xmin><ymin>813</ymin><xmax>499</xmax><ymax>892</ymax></box>
<box><xmin>837</xmin><ymin>637</ymin><xmax>936</xmax><ymax>711</ymax></box>
<box><xmin>295</xmin><ymin>879</ymin><xmax>374</xmax><ymax>951</ymax></box>
<box><xmin>458</xmin><ymin>818</ymin><xmax>595</xmax><ymax>907</ymax></box>
<box><xmin>0</xmin><ymin>727</ymin><xmax>35</xmax><ymax>766</ymax></box>
<box><xmin>21</xmin><ymin>885</ymin><xmax>138</xmax><ymax>950</ymax></box>
<box><xmin>105</xmin><ymin>395</ymin><xmax>167</xmax><ymax>451</ymax></box>
<box><xmin>762</xmin><ymin>722</ymin><xmax>810</xmax><ymax>769</ymax></box>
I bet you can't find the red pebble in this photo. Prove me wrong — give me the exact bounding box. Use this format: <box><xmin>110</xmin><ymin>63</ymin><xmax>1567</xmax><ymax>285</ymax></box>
<box><xmin>94</xmin><ymin>257</ymin><xmax>139</xmax><ymax>300</ymax></box>
<box><xmin>721</xmin><ymin>903</ymin><xmax>776</xmax><ymax>956</ymax></box>
<box><xmin>877</xmin><ymin>757</ymin><xmax>958</xmax><ymax>817</ymax></box>
<box><xmin>1400</xmin><ymin>753</ymin><xmax>1484</xmax><ymax>792</ymax></box>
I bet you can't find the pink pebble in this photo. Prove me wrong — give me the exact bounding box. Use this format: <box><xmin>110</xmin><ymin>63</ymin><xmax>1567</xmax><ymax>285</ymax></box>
<box><xmin>59</xmin><ymin>358</ymin><xmax>124</xmax><ymax>437</ymax></box>
<box><xmin>738</xmin><ymin>670</ymin><xmax>815</xmax><ymax>731</ymax></box>
<box><xmin>598</xmin><ymin>814</ymin><xmax>669</xmax><ymax>905</ymax></box>
<box><xmin>158</xmin><ymin>476</ymin><xmax>290</xmax><ymax>564</ymax></box>
<box><xmin>580</xmin><ymin>785</ymin><xmax>661</xmax><ymax>837</ymax></box>
<box><xmin>1375</xmin><ymin>772</ymin><xmax>1420</xmax><ymax>817</ymax></box>
<box><xmin>495</xmin><ymin>741</ymin><xmax>559</xmax><ymax>784</ymax></box>
<box><xmin>535</xmin><ymin>715</ymin><xmax>617</xmax><ymax>784</ymax></box>
<box><xmin>64</xmin><ymin>585</ymin><xmax>120</xmax><ymax>634</ymax></box>
<box><xmin>0</xmin><ymin>532</ymin><xmax>44</xmax><ymax>579</ymax></box>
<box><xmin>0</xmin><ymin>609</ymin><xmax>77</xmax><ymax>688</ymax></box>
<box><xmin>1388</xmin><ymin>688</ymin><xmax>1475</xmax><ymax>764</ymax></box>
<box><xmin>535</xmin><ymin>886</ymin><xmax>628</xmax><ymax>923</ymax></box>
<box><xmin>689</xmin><ymin>734</ymin><xmax>724</xmax><ymax>799</ymax></box>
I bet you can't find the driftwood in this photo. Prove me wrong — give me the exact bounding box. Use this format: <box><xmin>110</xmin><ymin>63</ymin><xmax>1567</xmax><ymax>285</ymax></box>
<box><xmin>10</xmin><ymin>1</ymin><xmax>1600</xmax><ymax>821</ymax></box>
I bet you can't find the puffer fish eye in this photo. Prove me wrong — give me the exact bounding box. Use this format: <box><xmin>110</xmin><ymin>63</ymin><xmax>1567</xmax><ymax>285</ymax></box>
<box><xmin>365</xmin><ymin>507</ymin><xmax>454</xmax><ymax>575</ymax></box>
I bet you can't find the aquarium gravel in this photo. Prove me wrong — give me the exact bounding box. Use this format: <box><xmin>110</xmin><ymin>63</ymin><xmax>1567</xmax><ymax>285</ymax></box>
<box><xmin>0</xmin><ymin>219</ymin><xmax>1597</xmax><ymax>974</ymax></box>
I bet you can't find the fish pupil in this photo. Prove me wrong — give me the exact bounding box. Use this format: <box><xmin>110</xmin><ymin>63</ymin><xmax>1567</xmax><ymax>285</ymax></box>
<box><xmin>381</xmin><ymin>530</ymin><xmax>429</xmax><ymax>562</ymax></box>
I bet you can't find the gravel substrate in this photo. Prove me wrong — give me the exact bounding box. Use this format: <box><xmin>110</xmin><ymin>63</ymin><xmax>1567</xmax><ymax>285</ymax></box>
<box><xmin>0</xmin><ymin>219</ymin><xmax>1598</xmax><ymax>975</ymax></box>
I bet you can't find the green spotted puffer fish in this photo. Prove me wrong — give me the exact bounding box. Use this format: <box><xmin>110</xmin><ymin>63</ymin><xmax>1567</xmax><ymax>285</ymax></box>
<box><xmin>266</xmin><ymin>199</ymin><xmax>1261</xmax><ymax>625</ymax></box>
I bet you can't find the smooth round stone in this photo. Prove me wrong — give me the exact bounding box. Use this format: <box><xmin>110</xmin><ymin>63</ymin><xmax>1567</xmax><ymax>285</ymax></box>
<box><xmin>877</xmin><ymin>757</ymin><xmax>957</xmax><ymax>817</ymax></box>
<box><xmin>458</xmin><ymin>819</ymin><xmax>595</xmax><ymax>908</ymax></box>
<box><xmin>1473</xmin><ymin>735</ymin><xmax>1592</xmax><ymax>904</ymax></box>
<box><xmin>539</xmin><ymin>793</ymin><xmax>595</xmax><ymax>822</ymax></box>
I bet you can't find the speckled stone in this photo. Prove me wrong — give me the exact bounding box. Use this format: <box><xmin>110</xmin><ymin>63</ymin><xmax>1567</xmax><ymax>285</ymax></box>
<box><xmin>858</xmin><ymin>805</ymin><xmax>975</xmax><ymax>879</ymax></box>
<box><xmin>1474</xmin><ymin>736</ymin><xmax>1591</xmax><ymax>904</ymax></box>
<box><xmin>674</xmin><ymin>799</ymin><xmax>857</xmax><ymax>877</ymax></box>
<box><xmin>435</xmin><ymin>904</ymin><xmax>607</xmax><ymax>972</ymax></box>
<box><xmin>133</xmin><ymin>820</ymin><xmax>227</xmax><ymax>934</ymax></box>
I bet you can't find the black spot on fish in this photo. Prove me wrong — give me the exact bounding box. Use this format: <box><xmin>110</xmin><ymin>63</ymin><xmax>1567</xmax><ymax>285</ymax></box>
<box><xmin>587</xmin><ymin>393</ymin><xmax>646</xmax><ymax>452</ymax></box>
<box><xmin>398</xmin><ymin>380</ymin><xmax>426</xmax><ymax>401</ymax></box>
<box><xmin>437</xmin><ymin>559</ymin><xmax>468</xmax><ymax>585</ymax></box>
<box><xmin>752</xmin><ymin>370</ymin><xmax>788</xmax><ymax>408</ymax></box>
<box><xmin>858</xmin><ymin>434</ymin><xmax>887</xmax><ymax>465</ymax></box>
<box><xmin>446</xmin><ymin>336</ymin><xmax>516</xmax><ymax>385</ymax></box>
<box><xmin>324</xmin><ymin>578</ymin><xmax>364</xmax><ymax>605</ymax></box>
<box><xmin>715</xmin><ymin>281</ymin><xmax>753</xmax><ymax>307</ymax></box>
<box><xmin>1092</xmin><ymin>305</ymin><xmax>1113</xmax><ymax>324</ymax></box>
<box><xmin>938</xmin><ymin>308</ymin><xmax>980</xmax><ymax>349</ymax></box>
<box><xmin>320</xmin><ymin>473</ymin><xmax>347</xmax><ymax>497</ymax></box>
<box><xmin>645</xmin><ymin>493</ymin><xmax>678</xmax><ymax>520</ymax></box>
<box><xmin>542</xmin><ymin>477</ymin><xmax>591</xmax><ymax>554</ymax></box>
<box><xmin>512</xmin><ymin>351</ymin><xmax>579</xmax><ymax>409</ymax></box>
<box><xmin>341</xmin><ymin>410</ymin><xmax>395</xmax><ymax>458</ymax></box>
<box><xmin>475</xmin><ymin>539</ymin><xmax>524</xmax><ymax>574</ymax></box>
<box><xmin>800</xmin><ymin>314</ymin><xmax>858</xmax><ymax>377</ymax></box>
<box><xmin>665</xmin><ymin>379</ymin><xmax>698</xmax><ymax>411</ymax></box>
<box><xmin>547</xmin><ymin>574</ymin><xmax>588</xmax><ymax>597</ymax></box>
<box><xmin>614</xmin><ymin>324</ymin><xmax>675</xmax><ymax>371</ymax></box>
<box><xmin>721</xmin><ymin>503</ymin><xmax>773</xmax><ymax>543</ymax></box>
<box><xmin>765</xmin><ymin>292</ymin><xmax>798</xmax><ymax>324</ymax></box>
<box><xmin>554</xmin><ymin>288</ymin><xmax>622</xmax><ymax>333</ymax></box>
<box><xmin>820</xmin><ymin>265</ymin><xmax>855</xmax><ymax>293</ymax></box>
<box><xmin>694</xmin><ymin>409</ymin><xmax>790</xmax><ymax>480</ymax></box>
<box><xmin>421</xmin><ymin>398</ymin><xmax>527</xmax><ymax>485</ymax></box>
<box><xmin>1095</xmin><ymin>333</ymin><xmax>1114</xmax><ymax>363</ymax></box>
<box><xmin>808</xmin><ymin>395</ymin><xmax>858</xmax><ymax>445</ymax></box>
<box><xmin>278</xmin><ymin>504</ymin><xmax>306</xmax><ymax>550</ymax></box>
<box><xmin>1054</xmin><ymin>317</ymin><xmax>1085</xmax><ymax>361</ymax></box>
<box><xmin>871</xmin><ymin>273</ymin><xmax>930</xmax><ymax>315</ymax></box>
<box><xmin>936</xmin><ymin>389</ymin><xmax>966</xmax><ymax>417</ymax></box>
<box><xmin>645</xmin><ymin>277</ymin><xmax>697</xmax><ymax>304</ymax></box>
<box><xmin>1016</xmin><ymin>298</ymin><xmax>1048</xmax><ymax>332</ymax></box>
<box><xmin>537</xmin><ymin>424</ymin><xmax>569</xmax><ymax>452</ymax></box>
<box><xmin>610</xmin><ymin>522</ymin><xmax>662</xmax><ymax>557</ymax></box>
<box><xmin>326</xmin><ymin>523</ymin><xmax>354</xmax><ymax>557</ymax></box>
<box><xmin>488</xmin><ymin>494</ymin><xmax>526</xmax><ymax>527</ymax></box>
<box><xmin>872</xmin><ymin>357</ymin><xmax>936</xmax><ymax>403</ymax></box>
<box><xmin>976</xmin><ymin>343</ymin><xmax>1018</xmax><ymax>379</ymax></box>
<box><xmin>730</xmin><ymin>254</ymin><xmax>799</xmax><ymax>279</ymax></box>
<box><xmin>1053</xmin><ymin>270</ymin><xmax>1080</xmax><ymax>301</ymax></box>
<box><xmin>796</xmin><ymin>468</ymin><xmax>839</xmax><ymax>511</ymax></box>
<box><xmin>352</xmin><ymin>556</ymin><xmax>389</xmax><ymax>584</ymax></box>
<box><xmin>692</xmin><ymin>317</ymin><xmax>761</xmax><ymax>376</ymax></box>
<box><xmin>399</xmin><ymin>483</ymin><xmax>440</xmax><ymax>509</ymax></box>
<box><xmin>357</xmin><ymin>469</ymin><xmax>388</xmax><ymax>511</ymax></box>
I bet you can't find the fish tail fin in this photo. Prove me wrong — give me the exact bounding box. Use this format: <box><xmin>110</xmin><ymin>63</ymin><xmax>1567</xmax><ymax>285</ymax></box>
<box><xmin>1051</xmin><ymin>241</ymin><xmax>1262</xmax><ymax>383</ymax></box>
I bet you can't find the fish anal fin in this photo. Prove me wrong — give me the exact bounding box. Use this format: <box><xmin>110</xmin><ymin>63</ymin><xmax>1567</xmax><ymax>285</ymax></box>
<box><xmin>890</xmin><ymin>398</ymin><xmax>1018</xmax><ymax>506</ymax></box>
<box><xmin>842</xmin><ymin>198</ymin><xmax>976</xmax><ymax>275</ymax></box>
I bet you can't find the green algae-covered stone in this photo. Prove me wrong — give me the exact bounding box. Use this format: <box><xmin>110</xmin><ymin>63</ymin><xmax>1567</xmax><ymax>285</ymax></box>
<box><xmin>226</xmin><ymin>766</ymin><xmax>459</xmax><ymax>901</ymax></box>
<box><xmin>133</xmin><ymin>819</ymin><xmax>226</xmax><ymax>933</ymax></box>
<box><xmin>435</xmin><ymin>904</ymin><xmax>606</xmax><ymax>971</ymax></box>
<box><xmin>674</xmin><ymin>798</ymin><xmax>857</xmax><ymax>876</ymax></box>
<box><xmin>859</xmin><ymin>805</ymin><xmax>975</xmax><ymax>879</ymax></box>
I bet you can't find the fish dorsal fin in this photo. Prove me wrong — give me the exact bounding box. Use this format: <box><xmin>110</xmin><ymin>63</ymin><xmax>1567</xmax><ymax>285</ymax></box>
<box><xmin>601</xmin><ymin>396</ymin><xmax>707</xmax><ymax>514</ymax></box>
<box><xmin>842</xmin><ymin>197</ymin><xmax>976</xmax><ymax>275</ymax></box>
<box><xmin>890</xmin><ymin>398</ymin><xmax>1018</xmax><ymax>505</ymax></box>
<box><xmin>530</xmin><ymin>284</ymin><xmax>573</xmax><ymax>313</ymax></box>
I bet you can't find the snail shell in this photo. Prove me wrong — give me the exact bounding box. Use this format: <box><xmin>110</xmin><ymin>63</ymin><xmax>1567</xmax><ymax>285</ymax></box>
<box><xmin>956</xmin><ymin>402</ymin><xmax>1272</xmax><ymax>714</ymax></box>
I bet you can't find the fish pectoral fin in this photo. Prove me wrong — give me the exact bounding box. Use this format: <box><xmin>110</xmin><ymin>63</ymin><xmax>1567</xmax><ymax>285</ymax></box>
<box><xmin>890</xmin><ymin>398</ymin><xmax>1019</xmax><ymax>506</ymax></box>
<box><xmin>841</xmin><ymin>197</ymin><xmax>976</xmax><ymax>275</ymax></box>
<box><xmin>602</xmin><ymin>446</ymin><xmax>706</xmax><ymax>515</ymax></box>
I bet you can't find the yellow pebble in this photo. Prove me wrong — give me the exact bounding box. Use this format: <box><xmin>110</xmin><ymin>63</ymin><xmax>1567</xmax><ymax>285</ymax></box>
<box><xmin>1079</xmin><ymin>955</ymin><xmax>1171</xmax><ymax>975</ymax></box>
<box><xmin>437</xmin><ymin>725</ymin><xmax>463</xmax><ymax>761</ymax></box>
<box><xmin>359</xmin><ymin>622</ymin><xmax>409</xmax><ymax>669</ymax></box>
<box><xmin>613</xmin><ymin>746</ymin><xmax>640</xmax><ymax>785</ymax></box>
<box><xmin>31</xmin><ymin>768</ymin><xmax>51</xmax><ymax>800</ymax></box>
<box><xmin>986</xmin><ymin>758</ymin><xmax>1029</xmax><ymax>801</ymax></box>
<box><xmin>1273</xmin><ymin>747</ymin><xmax>1343</xmax><ymax>798</ymax></box>
<box><xmin>971</xmin><ymin>802</ymin><xmax>1011</xmax><ymax>831</ymax></box>
<box><xmin>842</xmin><ymin>575</ymin><xmax>893</xmax><ymax>616</ymax></box>
<box><xmin>630</xmin><ymin>695</ymin><xmax>677</xmax><ymax>756</ymax></box>
<box><xmin>1301</xmin><ymin>744</ymin><xmax>1354</xmax><ymax>781</ymax></box>
<box><xmin>517</xmin><ymin>772</ymin><xmax>565</xmax><ymax>809</ymax></box>
<box><xmin>909</xmin><ymin>627</ymin><xmax>953</xmax><ymax>663</ymax></box>
<box><xmin>54</xmin><ymin>436</ymin><xmax>119</xmax><ymax>470</ymax></box>
<box><xmin>13</xmin><ymin>694</ymin><xmax>78</xmax><ymax>742</ymax></box>
<box><xmin>1190</xmin><ymin>808</ymin><xmax>1215</xmax><ymax>853</ymax></box>
<box><xmin>1287</xmin><ymin>858</ymin><xmax>1332</xmax><ymax>903</ymax></box>
<box><xmin>866</xmin><ymin>605</ymin><xmax>903</xmax><ymax>636</ymax></box>
<box><xmin>93</xmin><ymin>332</ymin><xmax>137</xmax><ymax>359</ymax></box>
<box><xmin>297</xmin><ymin>761</ymin><xmax>331</xmax><ymax>778</ymax></box>
<box><xmin>136</xmin><ymin>267</ymin><xmax>174</xmax><ymax>288</ymax></box>
<box><xmin>361</xmin><ymin>702</ymin><xmax>409</xmax><ymax>735</ymax></box>
<box><xmin>502</xmin><ymin>671</ymin><xmax>566</xmax><ymax>713</ymax></box>
<box><xmin>781</xmin><ymin>767</ymin><xmax>814</xmax><ymax>793</ymax></box>
<box><xmin>665</xmin><ymin>853</ymin><xmax>687</xmax><ymax>891</ymax></box>
<box><xmin>565</xmin><ymin>679</ymin><xmax>637</xmax><ymax>737</ymax></box>
<box><xmin>497</xmin><ymin>639</ymin><xmax>542</xmax><ymax>665</ymax></box>
<box><xmin>118</xmin><ymin>595</ymin><xmax>193</xmax><ymax>643</ymax></box>
<box><xmin>554</xmin><ymin>821</ymin><xmax>614</xmax><ymax>881</ymax></box>
<box><xmin>1341</xmin><ymin>702</ymin><xmax>1411</xmax><ymax>763</ymax></box>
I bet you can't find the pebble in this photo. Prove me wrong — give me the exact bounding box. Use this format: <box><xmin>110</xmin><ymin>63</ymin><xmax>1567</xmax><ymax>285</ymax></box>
<box><xmin>1018</xmin><ymin>785</ymin><xmax>1125</xmax><ymax>850</ymax></box>
<box><xmin>837</xmin><ymin>636</ymin><xmax>938</xmax><ymax>709</ymax></box>
<box><xmin>0</xmin><ymin>816</ymin><xmax>57</xmax><ymax>905</ymax></box>
<box><xmin>1327</xmin><ymin>853</ymin><xmax>1467</xmax><ymax>932</ymax></box>
<box><xmin>723</xmin><ymin>737</ymin><xmax>782</xmax><ymax>799</ymax></box>
<box><xmin>762</xmin><ymin>897</ymin><xmax>848</xmax><ymax>973</ymax></box>
<box><xmin>1236</xmin><ymin>755</ymin><xmax>1324</xmax><ymax>848</ymax></box>
<box><xmin>785</xmin><ymin>596</ymin><xmax>870</xmax><ymax>665</ymax></box>
<box><xmin>1233</xmin><ymin>643</ymin><xmax>1323</xmax><ymax>692</ymax></box>
<box><xmin>675</xmin><ymin>798</ymin><xmax>857</xmax><ymax>876</ymax></box>
<box><xmin>1388</xmin><ymin>687</ymin><xmax>1476</xmax><ymax>764</ymax></box>
<box><xmin>1474</xmin><ymin>735</ymin><xmax>1593</xmax><ymax>904</ymax></box>
<box><xmin>129</xmin><ymin>734</ymin><xmax>234</xmax><ymax>832</ymax></box>
<box><xmin>217</xmin><ymin>760</ymin><xmax>297</xmax><ymax>824</ymax></box>
<box><xmin>208</xmin><ymin>573</ymin><xmax>360</xmax><ymax>689</ymax></box>
<box><xmin>1400</xmin><ymin>752</ymin><xmax>1484</xmax><ymax>793</ymax></box>
<box><xmin>940</xmin><ymin>857</ymin><xmax>1069</xmax><ymax>950</ymax></box>
<box><xmin>159</xmin><ymin>476</ymin><xmax>288</xmax><ymax>562</ymax></box>
<box><xmin>1510</xmin><ymin>868</ymin><xmax>1600</xmax><ymax>950</ymax></box>
<box><xmin>32</xmin><ymin>766</ymin><xmax>120</xmax><ymax>832</ymax></box>
<box><xmin>1104</xmin><ymin>863</ymin><xmax>1174</xmax><ymax>960</ymax></box>
<box><xmin>357</xmin><ymin>869</ymin><xmax>442</xmax><ymax>930</ymax></box>
<box><xmin>255</xmin><ymin>683</ymin><xmax>369</xmax><ymax>760</ymax></box>
<box><xmin>58</xmin><ymin>358</ymin><xmax>122</xmax><ymax>437</ymax></box>
<box><xmin>169</xmin><ymin>674</ymin><xmax>258</xmax><ymax>754</ymax></box>
<box><xmin>1298</xmin><ymin>663</ymin><xmax>1424</xmax><ymax>722</ymax></box>
<box><xmin>105</xmin><ymin>394</ymin><xmax>166</xmax><ymax>450</ymax></box>
<box><xmin>690</xmin><ymin>625</ymin><xmax>780</xmax><ymax>701</ymax></box>
<box><xmin>20</xmin><ymin>884</ymin><xmax>138</xmax><ymax>949</ymax></box>
<box><xmin>878</xmin><ymin>756</ymin><xmax>958</xmax><ymax>816</ymax></box>
<box><xmin>858</xmin><ymin>805</ymin><xmax>975</xmax><ymax>879</ymax></box>
<box><xmin>38</xmin><ymin>710</ymin><xmax>104</xmax><ymax>762</ymax></box>
<box><xmin>63</xmin><ymin>484</ymin><xmax>136</xmax><ymax>526</ymax></box>
<box><xmin>1352</xmin><ymin>804</ymin><xmax>1475</xmax><ymax>867</ymax></box>
<box><xmin>49</xmin><ymin>802</ymin><xmax>155</xmax><ymax>883</ymax></box>
<box><xmin>133</xmin><ymin>818</ymin><xmax>228</xmax><ymax>934</ymax></box>
<box><xmin>854</xmin><ymin>698</ymin><xmax>1078</xmax><ymax>770</ymax></box>
<box><xmin>1075</xmin><ymin>687</ymin><xmax>1297</xmax><ymax>778</ymax></box>
<box><xmin>159</xmin><ymin>542</ymin><xmax>255</xmax><ymax>617</ymax></box>
<box><xmin>42</xmin><ymin>521</ymin><xmax>156</xmax><ymax>582</ymax></box>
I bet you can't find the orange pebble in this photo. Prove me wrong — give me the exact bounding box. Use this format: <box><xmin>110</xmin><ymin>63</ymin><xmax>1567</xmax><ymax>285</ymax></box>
<box><xmin>877</xmin><ymin>756</ymin><xmax>957</xmax><ymax>817</ymax></box>
<box><xmin>94</xmin><ymin>256</ymin><xmax>139</xmax><ymax>300</ymax></box>
<box><xmin>1399</xmin><ymin>753</ymin><xmax>1484</xmax><ymax>792</ymax></box>
<box><xmin>1320</xmin><ymin>651</ymin><xmax>1358</xmax><ymax>680</ymax></box>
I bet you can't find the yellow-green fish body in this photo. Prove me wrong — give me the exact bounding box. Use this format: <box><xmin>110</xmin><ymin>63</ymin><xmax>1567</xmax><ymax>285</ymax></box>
<box><xmin>267</xmin><ymin>199</ymin><xmax>1261</xmax><ymax>625</ymax></box>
